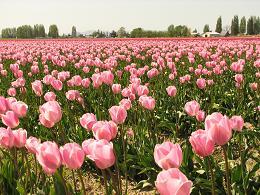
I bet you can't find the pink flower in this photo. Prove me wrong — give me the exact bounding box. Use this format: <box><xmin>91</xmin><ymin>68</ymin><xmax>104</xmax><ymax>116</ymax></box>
<box><xmin>25</xmin><ymin>136</ymin><xmax>41</xmax><ymax>154</ymax></box>
<box><xmin>196</xmin><ymin>110</ymin><xmax>205</xmax><ymax>122</ymax></box>
<box><xmin>10</xmin><ymin>101</ymin><xmax>28</xmax><ymax>118</ymax></box>
<box><xmin>189</xmin><ymin>129</ymin><xmax>215</xmax><ymax>157</ymax></box>
<box><xmin>66</xmin><ymin>90</ymin><xmax>80</xmax><ymax>101</ymax></box>
<box><xmin>154</xmin><ymin>142</ymin><xmax>182</xmax><ymax>170</ymax></box>
<box><xmin>7</xmin><ymin>88</ymin><xmax>17</xmax><ymax>97</ymax></box>
<box><xmin>101</xmin><ymin>71</ymin><xmax>114</xmax><ymax>85</ymax></box>
<box><xmin>205</xmin><ymin>112</ymin><xmax>232</xmax><ymax>146</ymax></box>
<box><xmin>234</xmin><ymin>74</ymin><xmax>243</xmax><ymax>83</ymax></box>
<box><xmin>109</xmin><ymin>106</ymin><xmax>127</xmax><ymax>124</ymax></box>
<box><xmin>249</xmin><ymin>83</ymin><xmax>258</xmax><ymax>91</ymax></box>
<box><xmin>39</xmin><ymin>101</ymin><xmax>62</xmax><ymax>128</ymax></box>
<box><xmin>196</xmin><ymin>78</ymin><xmax>206</xmax><ymax>89</ymax></box>
<box><xmin>112</xmin><ymin>84</ymin><xmax>121</xmax><ymax>94</ymax></box>
<box><xmin>166</xmin><ymin>86</ymin><xmax>177</xmax><ymax>97</ymax></box>
<box><xmin>44</xmin><ymin>92</ymin><xmax>57</xmax><ymax>102</ymax></box>
<box><xmin>0</xmin><ymin>96</ymin><xmax>8</xmax><ymax>114</ymax></box>
<box><xmin>137</xmin><ymin>85</ymin><xmax>149</xmax><ymax>96</ymax></box>
<box><xmin>51</xmin><ymin>79</ymin><xmax>63</xmax><ymax>91</ymax></box>
<box><xmin>184</xmin><ymin>100</ymin><xmax>200</xmax><ymax>117</ymax></box>
<box><xmin>81</xmin><ymin>78</ymin><xmax>91</xmax><ymax>88</ymax></box>
<box><xmin>32</xmin><ymin>80</ymin><xmax>43</xmax><ymax>96</ymax></box>
<box><xmin>119</xmin><ymin>99</ymin><xmax>132</xmax><ymax>110</ymax></box>
<box><xmin>1</xmin><ymin>111</ymin><xmax>19</xmax><ymax>128</ymax></box>
<box><xmin>82</xmin><ymin>139</ymin><xmax>115</xmax><ymax>169</ymax></box>
<box><xmin>12</xmin><ymin>128</ymin><xmax>27</xmax><ymax>148</ymax></box>
<box><xmin>92</xmin><ymin>121</ymin><xmax>118</xmax><ymax>141</ymax></box>
<box><xmin>60</xmin><ymin>143</ymin><xmax>85</xmax><ymax>169</ymax></box>
<box><xmin>155</xmin><ymin>168</ymin><xmax>192</xmax><ymax>195</ymax></box>
<box><xmin>80</xmin><ymin>113</ymin><xmax>97</xmax><ymax>131</ymax></box>
<box><xmin>0</xmin><ymin>127</ymin><xmax>14</xmax><ymax>148</ymax></box>
<box><xmin>230</xmin><ymin>116</ymin><xmax>244</xmax><ymax>132</ymax></box>
<box><xmin>36</xmin><ymin>141</ymin><xmax>61</xmax><ymax>174</ymax></box>
<box><xmin>139</xmin><ymin>95</ymin><xmax>156</xmax><ymax>110</ymax></box>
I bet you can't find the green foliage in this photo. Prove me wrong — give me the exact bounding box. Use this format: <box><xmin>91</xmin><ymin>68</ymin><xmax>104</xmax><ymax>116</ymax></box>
<box><xmin>240</xmin><ymin>16</ymin><xmax>246</xmax><ymax>34</ymax></box>
<box><xmin>215</xmin><ymin>16</ymin><xmax>222</xmax><ymax>33</ymax></box>
<box><xmin>1</xmin><ymin>28</ymin><xmax>16</xmax><ymax>38</ymax></box>
<box><xmin>203</xmin><ymin>24</ymin><xmax>210</xmax><ymax>33</ymax></box>
<box><xmin>231</xmin><ymin>15</ymin><xmax>239</xmax><ymax>35</ymax></box>
<box><xmin>17</xmin><ymin>25</ymin><xmax>34</xmax><ymax>39</ymax></box>
<box><xmin>48</xmin><ymin>24</ymin><xmax>59</xmax><ymax>38</ymax></box>
<box><xmin>71</xmin><ymin>26</ymin><xmax>77</xmax><ymax>37</ymax></box>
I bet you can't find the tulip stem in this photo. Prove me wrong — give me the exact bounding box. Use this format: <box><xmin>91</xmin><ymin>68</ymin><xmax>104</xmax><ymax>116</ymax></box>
<box><xmin>23</xmin><ymin>149</ymin><xmax>32</xmax><ymax>193</ymax></box>
<box><xmin>102</xmin><ymin>169</ymin><xmax>109</xmax><ymax>195</ymax></box>
<box><xmin>120</xmin><ymin>125</ymin><xmax>128</xmax><ymax>195</ymax></box>
<box><xmin>58</xmin><ymin>168</ymin><xmax>69</xmax><ymax>195</ymax></box>
<box><xmin>239</xmin><ymin>134</ymin><xmax>247</xmax><ymax>195</ymax></box>
<box><xmin>71</xmin><ymin>170</ymin><xmax>77</xmax><ymax>192</ymax></box>
<box><xmin>222</xmin><ymin>145</ymin><xmax>231</xmax><ymax>195</ymax></box>
<box><xmin>206</xmin><ymin>157</ymin><xmax>215</xmax><ymax>195</ymax></box>
<box><xmin>77</xmin><ymin>169</ymin><xmax>86</xmax><ymax>195</ymax></box>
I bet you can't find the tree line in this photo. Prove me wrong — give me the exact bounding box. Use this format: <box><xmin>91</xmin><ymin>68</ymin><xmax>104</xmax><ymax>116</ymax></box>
<box><xmin>203</xmin><ymin>15</ymin><xmax>260</xmax><ymax>35</ymax></box>
<box><xmin>1</xmin><ymin>15</ymin><xmax>260</xmax><ymax>39</ymax></box>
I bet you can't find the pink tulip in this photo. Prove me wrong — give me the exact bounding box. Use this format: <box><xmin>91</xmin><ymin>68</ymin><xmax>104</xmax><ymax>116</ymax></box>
<box><xmin>0</xmin><ymin>127</ymin><xmax>14</xmax><ymax>148</ymax></box>
<box><xmin>119</xmin><ymin>99</ymin><xmax>132</xmax><ymax>110</ymax></box>
<box><xmin>10</xmin><ymin>101</ymin><xmax>28</xmax><ymax>118</ymax></box>
<box><xmin>92</xmin><ymin>121</ymin><xmax>118</xmax><ymax>141</ymax></box>
<box><xmin>139</xmin><ymin>95</ymin><xmax>156</xmax><ymax>110</ymax></box>
<box><xmin>36</xmin><ymin>141</ymin><xmax>61</xmax><ymax>174</ymax></box>
<box><xmin>44</xmin><ymin>92</ymin><xmax>57</xmax><ymax>102</ymax></box>
<box><xmin>205</xmin><ymin>112</ymin><xmax>232</xmax><ymax>146</ymax></box>
<box><xmin>51</xmin><ymin>79</ymin><xmax>63</xmax><ymax>91</ymax></box>
<box><xmin>184</xmin><ymin>100</ymin><xmax>200</xmax><ymax>117</ymax></box>
<box><xmin>154</xmin><ymin>142</ymin><xmax>182</xmax><ymax>170</ymax></box>
<box><xmin>196</xmin><ymin>110</ymin><xmax>205</xmax><ymax>122</ymax></box>
<box><xmin>25</xmin><ymin>136</ymin><xmax>41</xmax><ymax>154</ymax></box>
<box><xmin>0</xmin><ymin>96</ymin><xmax>8</xmax><ymax>114</ymax></box>
<box><xmin>112</xmin><ymin>84</ymin><xmax>121</xmax><ymax>94</ymax></box>
<box><xmin>7</xmin><ymin>88</ymin><xmax>17</xmax><ymax>97</ymax></box>
<box><xmin>155</xmin><ymin>168</ymin><xmax>192</xmax><ymax>195</ymax></box>
<box><xmin>1</xmin><ymin>111</ymin><xmax>19</xmax><ymax>128</ymax></box>
<box><xmin>81</xmin><ymin>78</ymin><xmax>91</xmax><ymax>88</ymax></box>
<box><xmin>12</xmin><ymin>128</ymin><xmax>27</xmax><ymax>148</ymax></box>
<box><xmin>166</xmin><ymin>86</ymin><xmax>177</xmax><ymax>97</ymax></box>
<box><xmin>196</xmin><ymin>78</ymin><xmax>206</xmax><ymax>89</ymax></box>
<box><xmin>109</xmin><ymin>106</ymin><xmax>127</xmax><ymax>124</ymax></box>
<box><xmin>80</xmin><ymin>113</ymin><xmax>97</xmax><ymax>131</ymax></box>
<box><xmin>39</xmin><ymin>101</ymin><xmax>62</xmax><ymax>128</ymax></box>
<box><xmin>189</xmin><ymin>129</ymin><xmax>215</xmax><ymax>157</ymax></box>
<box><xmin>31</xmin><ymin>80</ymin><xmax>43</xmax><ymax>96</ymax></box>
<box><xmin>230</xmin><ymin>116</ymin><xmax>244</xmax><ymax>132</ymax></box>
<box><xmin>234</xmin><ymin>74</ymin><xmax>243</xmax><ymax>84</ymax></box>
<box><xmin>60</xmin><ymin>143</ymin><xmax>85</xmax><ymax>169</ymax></box>
<box><xmin>82</xmin><ymin>139</ymin><xmax>115</xmax><ymax>169</ymax></box>
<box><xmin>249</xmin><ymin>83</ymin><xmax>258</xmax><ymax>91</ymax></box>
<box><xmin>101</xmin><ymin>71</ymin><xmax>114</xmax><ymax>85</ymax></box>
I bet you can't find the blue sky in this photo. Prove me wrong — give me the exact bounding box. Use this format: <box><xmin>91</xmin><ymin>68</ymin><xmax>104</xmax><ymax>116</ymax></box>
<box><xmin>0</xmin><ymin>0</ymin><xmax>259</xmax><ymax>34</ymax></box>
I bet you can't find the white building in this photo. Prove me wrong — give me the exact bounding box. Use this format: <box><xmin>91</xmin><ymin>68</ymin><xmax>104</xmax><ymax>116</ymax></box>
<box><xmin>202</xmin><ymin>32</ymin><xmax>221</xmax><ymax>37</ymax></box>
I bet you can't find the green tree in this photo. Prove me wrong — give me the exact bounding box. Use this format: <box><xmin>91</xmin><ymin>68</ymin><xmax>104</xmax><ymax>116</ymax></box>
<box><xmin>1</xmin><ymin>28</ymin><xmax>16</xmax><ymax>38</ymax></box>
<box><xmin>130</xmin><ymin>28</ymin><xmax>144</xmax><ymax>38</ymax></box>
<box><xmin>110</xmin><ymin>30</ymin><xmax>117</xmax><ymax>38</ymax></box>
<box><xmin>240</xmin><ymin>16</ymin><xmax>246</xmax><ymax>34</ymax></box>
<box><xmin>48</xmin><ymin>25</ymin><xmax>59</xmax><ymax>38</ymax></box>
<box><xmin>167</xmin><ymin>24</ymin><xmax>175</xmax><ymax>37</ymax></box>
<box><xmin>72</xmin><ymin>26</ymin><xmax>77</xmax><ymax>37</ymax></box>
<box><xmin>117</xmin><ymin>27</ymin><xmax>127</xmax><ymax>38</ymax></box>
<box><xmin>215</xmin><ymin>16</ymin><xmax>222</xmax><ymax>33</ymax></box>
<box><xmin>16</xmin><ymin>25</ymin><xmax>34</xmax><ymax>38</ymax></box>
<box><xmin>203</xmin><ymin>24</ymin><xmax>210</xmax><ymax>33</ymax></box>
<box><xmin>253</xmin><ymin>16</ymin><xmax>260</xmax><ymax>34</ymax></box>
<box><xmin>231</xmin><ymin>15</ymin><xmax>239</xmax><ymax>35</ymax></box>
<box><xmin>38</xmin><ymin>24</ymin><xmax>46</xmax><ymax>37</ymax></box>
<box><xmin>247</xmin><ymin>16</ymin><xmax>254</xmax><ymax>35</ymax></box>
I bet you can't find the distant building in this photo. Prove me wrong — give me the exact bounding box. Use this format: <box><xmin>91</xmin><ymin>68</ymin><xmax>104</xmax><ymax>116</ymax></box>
<box><xmin>202</xmin><ymin>32</ymin><xmax>221</xmax><ymax>37</ymax></box>
<box><xmin>191</xmin><ymin>32</ymin><xmax>201</xmax><ymax>37</ymax></box>
<box><xmin>220</xmin><ymin>30</ymin><xmax>230</xmax><ymax>37</ymax></box>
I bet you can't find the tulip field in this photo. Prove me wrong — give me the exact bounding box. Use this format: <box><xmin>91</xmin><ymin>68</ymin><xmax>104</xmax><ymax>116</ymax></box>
<box><xmin>0</xmin><ymin>38</ymin><xmax>259</xmax><ymax>195</ymax></box>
